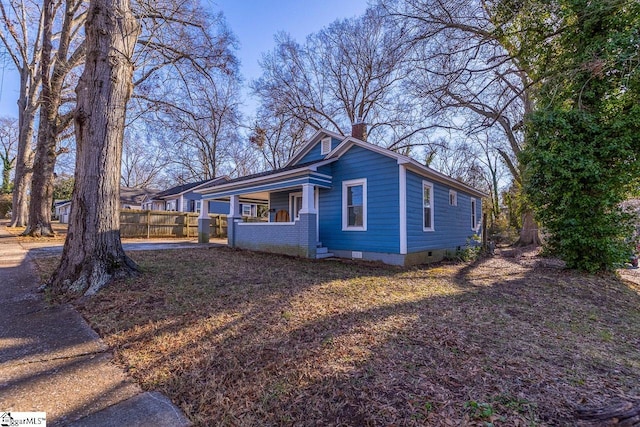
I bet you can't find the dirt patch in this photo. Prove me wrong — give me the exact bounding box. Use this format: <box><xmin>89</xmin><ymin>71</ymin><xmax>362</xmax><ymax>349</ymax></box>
<box><xmin>34</xmin><ymin>247</ymin><xmax>640</xmax><ymax>426</ymax></box>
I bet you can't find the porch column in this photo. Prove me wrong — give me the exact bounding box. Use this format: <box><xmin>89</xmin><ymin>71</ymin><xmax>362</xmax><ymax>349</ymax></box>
<box><xmin>227</xmin><ymin>195</ymin><xmax>242</xmax><ymax>247</ymax></box>
<box><xmin>299</xmin><ymin>184</ymin><xmax>316</xmax><ymax>214</ymax></box>
<box><xmin>298</xmin><ymin>184</ymin><xmax>317</xmax><ymax>258</ymax></box>
<box><xmin>198</xmin><ymin>199</ymin><xmax>210</xmax><ymax>243</ymax></box>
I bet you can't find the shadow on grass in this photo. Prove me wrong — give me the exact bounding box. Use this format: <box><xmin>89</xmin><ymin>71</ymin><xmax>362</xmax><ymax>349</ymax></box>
<box><xmin>36</xmin><ymin>246</ymin><xmax>640</xmax><ymax>426</ymax></box>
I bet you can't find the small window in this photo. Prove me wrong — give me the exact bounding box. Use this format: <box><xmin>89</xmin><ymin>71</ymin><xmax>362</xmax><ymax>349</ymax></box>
<box><xmin>242</xmin><ymin>204</ymin><xmax>253</xmax><ymax>217</ymax></box>
<box><xmin>449</xmin><ymin>190</ymin><xmax>457</xmax><ymax>206</ymax></box>
<box><xmin>321</xmin><ymin>137</ymin><xmax>331</xmax><ymax>155</ymax></box>
<box><xmin>195</xmin><ymin>200</ymin><xmax>202</xmax><ymax>213</ymax></box>
<box><xmin>471</xmin><ymin>198</ymin><xmax>477</xmax><ymax>230</ymax></box>
<box><xmin>342</xmin><ymin>179</ymin><xmax>367</xmax><ymax>231</ymax></box>
<box><xmin>423</xmin><ymin>181</ymin><xmax>434</xmax><ymax>231</ymax></box>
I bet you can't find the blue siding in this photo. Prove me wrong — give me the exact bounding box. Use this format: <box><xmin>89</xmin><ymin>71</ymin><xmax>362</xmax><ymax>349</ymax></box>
<box><xmin>209</xmin><ymin>200</ymin><xmax>229</xmax><ymax>215</ymax></box>
<box><xmin>316</xmin><ymin>164</ymin><xmax>332</xmax><ymax>176</ymax></box>
<box><xmin>296</xmin><ymin>137</ymin><xmax>342</xmax><ymax>165</ymax></box>
<box><xmin>270</xmin><ymin>191</ymin><xmax>290</xmax><ymax>213</ymax></box>
<box><xmin>406</xmin><ymin>170</ymin><xmax>481</xmax><ymax>252</ymax></box>
<box><xmin>319</xmin><ymin>145</ymin><xmax>400</xmax><ymax>253</ymax></box>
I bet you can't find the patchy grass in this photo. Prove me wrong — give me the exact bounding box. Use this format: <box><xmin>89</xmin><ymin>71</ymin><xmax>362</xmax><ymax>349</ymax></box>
<box><xmin>35</xmin><ymin>247</ymin><xmax>640</xmax><ymax>426</ymax></box>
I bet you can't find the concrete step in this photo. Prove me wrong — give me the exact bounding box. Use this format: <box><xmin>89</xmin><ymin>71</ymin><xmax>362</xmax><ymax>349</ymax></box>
<box><xmin>316</xmin><ymin>246</ymin><xmax>328</xmax><ymax>254</ymax></box>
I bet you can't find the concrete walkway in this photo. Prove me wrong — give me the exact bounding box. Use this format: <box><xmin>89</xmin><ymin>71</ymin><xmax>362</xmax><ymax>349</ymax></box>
<box><xmin>0</xmin><ymin>227</ymin><xmax>191</xmax><ymax>426</ymax></box>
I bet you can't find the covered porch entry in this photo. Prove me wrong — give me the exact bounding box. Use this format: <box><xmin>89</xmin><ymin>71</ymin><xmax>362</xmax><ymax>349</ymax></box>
<box><xmin>197</xmin><ymin>166</ymin><xmax>333</xmax><ymax>259</ymax></box>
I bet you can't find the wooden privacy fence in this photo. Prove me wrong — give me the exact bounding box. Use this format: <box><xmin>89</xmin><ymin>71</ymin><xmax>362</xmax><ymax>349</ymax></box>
<box><xmin>120</xmin><ymin>210</ymin><xmax>227</xmax><ymax>238</ymax></box>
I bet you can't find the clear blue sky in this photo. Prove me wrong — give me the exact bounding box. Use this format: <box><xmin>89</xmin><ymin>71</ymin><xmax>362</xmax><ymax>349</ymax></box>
<box><xmin>0</xmin><ymin>0</ymin><xmax>370</xmax><ymax>118</ymax></box>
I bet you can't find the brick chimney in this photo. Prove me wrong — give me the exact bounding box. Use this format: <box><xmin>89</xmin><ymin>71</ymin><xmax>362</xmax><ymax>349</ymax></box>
<box><xmin>351</xmin><ymin>118</ymin><xmax>367</xmax><ymax>141</ymax></box>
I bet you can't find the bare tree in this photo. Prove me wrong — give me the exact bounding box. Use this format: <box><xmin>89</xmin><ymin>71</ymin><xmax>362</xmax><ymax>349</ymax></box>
<box><xmin>25</xmin><ymin>0</ymin><xmax>86</xmax><ymax>236</ymax></box>
<box><xmin>249</xmin><ymin>107</ymin><xmax>308</xmax><ymax>170</ymax></box>
<box><xmin>0</xmin><ymin>116</ymin><xmax>18</xmax><ymax>192</ymax></box>
<box><xmin>252</xmin><ymin>8</ymin><xmax>435</xmax><ymax>152</ymax></box>
<box><xmin>24</xmin><ymin>0</ymin><xmax>238</xmax><ymax>236</ymax></box>
<box><xmin>0</xmin><ymin>0</ymin><xmax>43</xmax><ymax>226</ymax></box>
<box><xmin>121</xmin><ymin>129</ymin><xmax>168</xmax><ymax>188</ymax></box>
<box><xmin>382</xmin><ymin>0</ymin><xmax>545</xmax><ymax>244</ymax></box>
<box><xmin>156</xmin><ymin>71</ymin><xmax>242</xmax><ymax>181</ymax></box>
<box><xmin>47</xmin><ymin>0</ymin><xmax>140</xmax><ymax>298</ymax></box>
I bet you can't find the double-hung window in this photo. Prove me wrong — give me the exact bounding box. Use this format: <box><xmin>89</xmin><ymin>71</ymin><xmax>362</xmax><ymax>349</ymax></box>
<box><xmin>342</xmin><ymin>179</ymin><xmax>367</xmax><ymax>231</ymax></box>
<box><xmin>423</xmin><ymin>181</ymin><xmax>434</xmax><ymax>231</ymax></box>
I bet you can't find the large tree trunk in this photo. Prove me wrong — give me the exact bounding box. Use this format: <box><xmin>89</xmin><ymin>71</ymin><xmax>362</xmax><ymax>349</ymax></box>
<box><xmin>25</xmin><ymin>120</ymin><xmax>56</xmax><ymax>235</ymax></box>
<box><xmin>517</xmin><ymin>210</ymin><xmax>541</xmax><ymax>246</ymax></box>
<box><xmin>9</xmin><ymin>71</ymin><xmax>37</xmax><ymax>228</ymax></box>
<box><xmin>24</xmin><ymin>0</ymin><xmax>85</xmax><ymax>237</ymax></box>
<box><xmin>24</xmin><ymin>0</ymin><xmax>57</xmax><ymax>237</ymax></box>
<box><xmin>47</xmin><ymin>0</ymin><xmax>140</xmax><ymax>298</ymax></box>
<box><xmin>9</xmin><ymin>139</ymin><xmax>33</xmax><ymax>227</ymax></box>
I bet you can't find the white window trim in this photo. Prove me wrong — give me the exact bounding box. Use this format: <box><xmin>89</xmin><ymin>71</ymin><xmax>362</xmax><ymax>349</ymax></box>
<box><xmin>289</xmin><ymin>192</ymin><xmax>303</xmax><ymax>221</ymax></box>
<box><xmin>342</xmin><ymin>178</ymin><xmax>367</xmax><ymax>231</ymax></box>
<box><xmin>449</xmin><ymin>189</ymin><xmax>457</xmax><ymax>206</ymax></box>
<box><xmin>423</xmin><ymin>180</ymin><xmax>434</xmax><ymax>232</ymax></box>
<box><xmin>242</xmin><ymin>204</ymin><xmax>253</xmax><ymax>217</ymax></box>
<box><xmin>320</xmin><ymin>137</ymin><xmax>331</xmax><ymax>155</ymax></box>
<box><xmin>471</xmin><ymin>197</ymin><xmax>477</xmax><ymax>231</ymax></box>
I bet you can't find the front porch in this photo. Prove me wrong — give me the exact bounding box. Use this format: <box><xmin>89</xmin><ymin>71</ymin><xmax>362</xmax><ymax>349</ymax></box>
<box><xmin>197</xmin><ymin>165</ymin><xmax>333</xmax><ymax>259</ymax></box>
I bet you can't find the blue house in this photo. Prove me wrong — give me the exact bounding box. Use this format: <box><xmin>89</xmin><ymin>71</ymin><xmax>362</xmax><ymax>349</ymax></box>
<box><xmin>197</xmin><ymin>127</ymin><xmax>486</xmax><ymax>265</ymax></box>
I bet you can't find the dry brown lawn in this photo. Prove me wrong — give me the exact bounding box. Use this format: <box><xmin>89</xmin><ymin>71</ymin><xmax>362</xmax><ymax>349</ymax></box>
<box><xmin>35</xmin><ymin>247</ymin><xmax>640</xmax><ymax>426</ymax></box>
<box><xmin>4</xmin><ymin>220</ymin><xmax>68</xmax><ymax>241</ymax></box>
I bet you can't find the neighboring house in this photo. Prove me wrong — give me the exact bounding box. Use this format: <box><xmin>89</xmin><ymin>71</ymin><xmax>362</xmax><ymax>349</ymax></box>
<box><xmin>198</xmin><ymin>126</ymin><xmax>487</xmax><ymax>266</ymax></box>
<box><xmin>56</xmin><ymin>187</ymin><xmax>158</xmax><ymax>223</ymax></box>
<box><xmin>143</xmin><ymin>177</ymin><xmax>262</xmax><ymax>217</ymax></box>
<box><xmin>54</xmin><ymin>200</ymin><xmax>72</xmax><ymax>223</ymax></box>
<box><xmin>141</xmin><ymin>178</ymin><xmax>230</xmax><ymax>213</ymax></box>
<box><xmin>120</xmin><ymin>187</ymin><xmax>159</xmax><ymax>209</ymax></box>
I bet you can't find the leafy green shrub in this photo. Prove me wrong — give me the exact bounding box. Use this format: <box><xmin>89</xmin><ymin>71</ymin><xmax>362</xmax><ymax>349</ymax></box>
<box><xmin>445</xmin><ymin>235</ymin><xmax>483</xmax><ymax>262</ymax></box>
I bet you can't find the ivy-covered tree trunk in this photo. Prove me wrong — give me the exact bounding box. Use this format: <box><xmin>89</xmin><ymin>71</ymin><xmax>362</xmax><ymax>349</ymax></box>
<box><xmin>522</xmin><ymin>0</ymin><xmax>640</xmax><ymax>272</ymax></box>
<box><xmin>47</xmin><ymin>0</ymin><xmax>140</xmax><ymax>298</ymax></box>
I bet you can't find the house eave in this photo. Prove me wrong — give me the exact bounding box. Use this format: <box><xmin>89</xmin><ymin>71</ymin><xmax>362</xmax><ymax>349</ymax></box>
<box><xmin>155</xmin><ymin>177</ymin><xmax>229</xmax><ymax>199</ymax></box>
<box><xmin>199</xmin><ymin>164</ymin><xmax>335</xmax><ymax>199</ymax></box>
